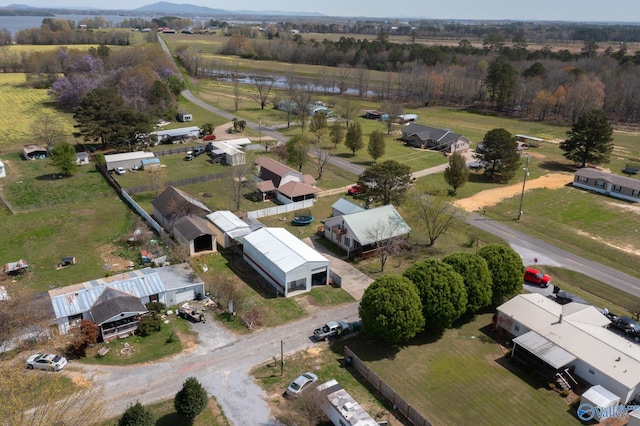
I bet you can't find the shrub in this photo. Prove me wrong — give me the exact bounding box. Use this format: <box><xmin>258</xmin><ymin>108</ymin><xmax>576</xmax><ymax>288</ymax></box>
<box><xmin>136</xmin><ymin>313</ymin><xmax>162</xmax><ymax>336</ymax></box>
<box><xmin>145</xmin><ymin>301</ymin><xmax>166</xmax><ymax>313</ymax></box>
<box><xmin>118</xmin><ymin>401</ymin><xmax>154</xmax><ymax>426</ymax></box>
<box><xmin>174</xmin><ymin>377</ymin><xmax>208</xmax><ymax>420</ymax></box>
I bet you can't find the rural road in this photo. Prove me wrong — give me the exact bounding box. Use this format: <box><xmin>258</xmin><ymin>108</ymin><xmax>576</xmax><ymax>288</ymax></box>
<box><xmin>78</xmin><ymin>302</ymin><xmax>359</xmax><ymax>425</ymax></box>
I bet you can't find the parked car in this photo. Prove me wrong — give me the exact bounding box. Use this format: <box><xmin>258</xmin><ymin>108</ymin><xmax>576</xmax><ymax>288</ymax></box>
<box><xmin>347</xmin><ymin>184</ymin><xmax>366</xmax><ymax>195</ymax></box>
<box><xmin>203</xmin><ymin>134</ymin><xmax>216</xmax><ymax>141</ymax></box>
<box><xmin>192</xmin><ymin>147</ymin><xmax>206</xmax><ymax>157</ymax></box>
<box><xmin>524</xmin><ymin>268</ymin><xmax>551</xmax><ymax>287</ymax></box>
<box><xmin>609</xmin><ymin>316</ymin><xmax>640</xmax><ymax>341</ymax></box>
<box><xmin>184</xmin><ymin>155</ymin><xmax>194</xmax><ymax>161</ymax></box>
<box><xmin>286</xmin><ymin>372</ymin><xmax>318</xmax><ymax>397</ymax></box>
<box><xmin>26</xmin><ymin>353</ymin><xmax>68</xmax><ymax>371</ymax></box>
<box><xmin>115</xmin><ymin>167</ymin><xmax>126</xmax><ymax>175</ymax></box>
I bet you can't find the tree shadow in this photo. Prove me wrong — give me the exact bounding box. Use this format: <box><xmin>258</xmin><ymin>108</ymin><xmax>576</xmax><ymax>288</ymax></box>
<box><xmin>467</xmin><ymin>172</ymin><xmax>491</xmax><ymax>183</ymax></box>
<box><xmin>36</xmin><ymin>173</ymin><xmax>69</xmax><ymax>181</ymax></box>
<box><xmin>216</xmin><ymin>249</ymin><xmax>280</xmax><ymax>299</ymax></box>
<box><xmin>536</xmin><ymin>161</ymin><xmax>577</xmax><ymax>173</ymax></box>
<box><xmin>156</xmin><ymin>412</ymin><xmax>192</xmax><ymax>426</ymax></box>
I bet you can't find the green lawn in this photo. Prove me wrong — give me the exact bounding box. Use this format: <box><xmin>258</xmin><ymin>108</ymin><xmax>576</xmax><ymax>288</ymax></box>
<box><xmin>346</xmin><ymin>313</ymin><xmax>582</xmax><ymax>426</ymax></box>
<box><xmin>99</xmin><ymin>397</ymin><xmax>229</xmax><ymax>426</ymax></box>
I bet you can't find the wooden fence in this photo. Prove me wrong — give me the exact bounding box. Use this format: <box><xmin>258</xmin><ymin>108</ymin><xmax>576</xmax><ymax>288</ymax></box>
<box><xmin>247</xmin><ymin>199</ymin><xmax>314</xmax><ymax>219</ymax></box>
<box><xmin>344</xmin><ymin>346</ymin><xmax>432</xmax><ymax>426</ymax></box>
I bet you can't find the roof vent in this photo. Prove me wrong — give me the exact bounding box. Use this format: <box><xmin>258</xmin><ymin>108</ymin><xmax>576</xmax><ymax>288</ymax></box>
<box><xmin>616</xmin><ymin>357</ymin><xmax>621</xmax><ymax>361</ymax></box>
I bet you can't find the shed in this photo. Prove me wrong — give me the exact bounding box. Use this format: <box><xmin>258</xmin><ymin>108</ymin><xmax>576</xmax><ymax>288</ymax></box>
<box><xmin>4</xmin><ymin>259</ymin><xmax>29</xmax><ymax>275</ymax></box>
<box><xmin>206</xmin><ymin>210</ymin><xmax>251</xmax><ymax>249</ymax></box>
<box><xmin>331</xmin><ymin>198</ymin><xmax>364</xmax><ymax>217</ymax></box>
<box><xmin>172</xmin><ymin>216</ymin><xmax>216</xmax><ymax>257</ymax></box>
<box><xmin>579</xmin><ymin>385</ymin><xmax>621</xmax><ymax>422</ymax></box>
<box><xmin>515</xmin><ymin>134</ymin><xmax>545</xmax><ymax>147</ymax></box>
<box><xmin>363</xmin><ymin>110</ymin><xmax>384</xmax><ymax>120</ymax></box>
<box><xmin>141</xmin><ymin>157</ymin><xmax>161</xmax><ymax>170</ymax></box>
<box><xmin>628</xmin><ymin>408</ymin><xmax>640</xmax><ymax>426</ymax></box>
<box><xmin>104</xmin><ymin>151</ymin><xmax>155</xmax><ymax>171</ymax></box>
<box><xmin>75</xmin><ymin>152</ymin><xmax>89</xmax><ymax>165</ymax></box>
<box><xmin>152</xmin><ymin>186</ymin><xmax>211</xmax><ymax>231</ymax></box>
<box><xmin>242</xmin><ymin>227</ymin><xmax>329</xmax><ymax>296</ymax></box>
<box><xmin>22</xmin><ymin>144</ymin><xmax>47</xmax><ymax>160</ymax></box>
<box><xmin>177</xmin><ymin>112</ymin><xmax>193</xmax><ymax>122</ymax></box>
<box><xmin>0</xmin><ymin>159</ymin><xmax>5</xmax><ymax>178</ymax></box>
<box><xmin>397</xmin><ymin>113</ymin><xmax>418</xmax><ymax>123</ymax></box>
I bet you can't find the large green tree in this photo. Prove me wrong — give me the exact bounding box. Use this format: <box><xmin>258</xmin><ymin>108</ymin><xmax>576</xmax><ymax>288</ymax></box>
<box><xmin>309</xmin><ymin>112</ymin><xmax>328</xmax><ymax>144</ymax></box>
<box><xmin>174</xmin><ymin>377</ymin><xmax>207</xmax><ymax>420</ymax></box>
<box><xmin>559</xmin><ymin>109</ymin><xmax>614</xmax><ymax>167</ymax></box>
<box><xmin>443</xmin><ymin>253</ymin><xmax>493</xmax><ymax>314</ymax></box>
<box><xmin>73</xmin><ymin>88</ymin><xmax>153</xmax><ymax>150</ymax></box>
<box><xmin>359</xmin><ymin>160</ymin><xmax>412</xmax><ymax>205</ymax></box>
<box><xmin>475</xmin><ymin>128</ymin><xmax>520</xmax><ymax>182</ymax></box>
<box><xmin>443</xmin><ymin>152</ymin><xmax>469</xmax><ymax>195</ymax></box>
<box><xmin>359</xmin><ymin>275</ymin><xmax>424</xmax><ymax>344</ymax></box>
<box><xmin>50</xmin><ymin>141</ymin><xmax>78</xmax><ymax>176</ymax></box>
<box><xmin>367</xmin><ymin>129</ymin><xmax>386</xmax><ymax>162</ymax></box>
<box><xmin>329</xmin><ymin>121</ymin><xmax>345</xmax><ymax>148</ymax></box>
<box><xmin>477</xmin><ymin>244</ymin><xmax>524</xmax><ymax>305</ymax></box>
<box><xmin>286</xmin><ymin>134</ymin><xmax>310</xmax><ymax>172</ymax></box>
<box><xmin>118</xmin><ymin>401</ymin><xmax>154</xmax><ymax>426</ymax></box>
<box><xmin>344</xmin><ymin>121</ymin><xmax>364</xmax><ymax>156</ymax></box>
<box><xmin>403</xmin><ymin>259</ymin><xmax>468</xmax><ymax>329</ymax></box>
<box><xmin>485</xmin><ymin>59</ymin><xmax>518</xmax><ymax>111</ymax></box>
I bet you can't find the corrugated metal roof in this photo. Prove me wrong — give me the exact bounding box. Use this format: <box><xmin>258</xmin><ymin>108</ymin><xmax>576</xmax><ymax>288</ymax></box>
<box><xmin>243</xmin><ymin>227</ymin><xmax>328</xmax><ymax>273</ymax></box>
<box><xmin>50</xmin><ymin>272</ymin><xmax>166</xmax><ymax>319</ymax></box>
<box><xmin>513</xmin><ymin>331</ymin><xmax>576</xmax><ymax>369</ymax></box>
<box><xmin>332</xmin><ymin>198</ymin><xmax>364</xmax><ymax>215</ymax></box>
<box><xmin>207</xmin><ymin>211</ymin><xmax>250</xmax><ymax>233</ymax></box>
<box><xmin>343</xmin><ymin>205</ymin><xmax>411</xmax><ymax>246</ymax></box>
<box><xmin>104</xmin><ymin>151</ymin><xmax>155</xmax><ymax>163</ymax></box>
<box><xmin>582</xmin><ymin>385</ymin><xmax>620</xmax><ymax>407</ymax></box>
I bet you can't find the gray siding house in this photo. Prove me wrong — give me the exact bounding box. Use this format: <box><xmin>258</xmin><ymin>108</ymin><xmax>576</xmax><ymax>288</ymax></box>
<box><xmin>573</xmin><ymin>168</ymin><xmax>640</xmax><ymax>203</ymax></box>
<box><xmin>401</xmin><ymin>123</ymin><xmax>470</xmax><ymax>153</ymax></box>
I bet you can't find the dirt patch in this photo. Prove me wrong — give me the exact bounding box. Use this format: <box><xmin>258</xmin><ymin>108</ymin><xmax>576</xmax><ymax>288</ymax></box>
<box><xmin>576</xmin><ymin>229</ymin><xmax>640</xmax><ymax>256</ymax></box>
<box><xmin>454</xmin><ymin>173</ymin><xmax>573</xmax><ymax>212</ymax></box>
<box><xmin>97</xmin><ymin>243</ymin><xmax>133</xmax><ymax>273</ymax></box>
<box><xmin>526</xmin><ymin>151</ymin><xmax>546</xmax><ymax>159</ymax></box>
<box><xmin>175</xmin><ymin>329</ymin><xmax>198</xmax><ymax>353</ymax></box>
<box><xmin>606</xmin><ymin>201</ymin><xmax>640</xmax><ymax>215</ymax></box>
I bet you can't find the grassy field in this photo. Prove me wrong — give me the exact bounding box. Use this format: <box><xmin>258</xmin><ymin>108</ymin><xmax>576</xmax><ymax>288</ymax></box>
<box><xmin>99</xmin><ymin>397</ymin><xmax>229</xmax><ymax>426</ymax></box>
<box><xmin>346</xmin><ymin>313</ymin><xmax>582</xmax><ymax>426</ymax></box>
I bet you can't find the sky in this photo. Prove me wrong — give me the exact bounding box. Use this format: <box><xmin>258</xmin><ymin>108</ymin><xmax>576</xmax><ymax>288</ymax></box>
<box><xmin>8</xmin><ymin>0</ymin><xmax>640</xmax><ymax>22</ymax></box>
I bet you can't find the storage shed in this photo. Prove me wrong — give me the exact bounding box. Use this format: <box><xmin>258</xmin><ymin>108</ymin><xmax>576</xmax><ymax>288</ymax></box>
<box><xmin>104</xmin><ymin>151</ymin><xmax>155</xmax><ymax>171</ymax></box>
<box><xmin>628</xmin><ymin>408</ymin><xmax>640</xmax><ymax>426</ymax></box>
<box><xmin>75</xmin><ymin>152</ymin><xmax>89</xmax><ymax>165</ymax></box>
<box><xmin>0</xmin><ymin>159</ymin><xmax>5</xmax><ymax>178</ymax></box>
<box><xmin>172</xmin><ymin>216</ymin><xmax>216</xmax><ymax>257</ymax></box>
<box><xmin>579</xmin><ymin>385</ymin><xmax>620</xmax><ymax>422</ymax></box>
<box><xmin>243</xmin><ymin>227</ymin><xmax>329</xmax><ymax>296</ymax></box>
<box><xmin>141</xmin><ymin>158</ymin><xmax>161</xmax><ymax>170</ymax></box>
<box><xmin>22</xmin><ymin>144</ymin><xmax>48</xmax><ymax>160</ymax></box>
<box><xmin>206</xmin><ymin>210</ymin><xmax>251</xmax><ymax>249</ymax></box>
<box><xmin>177</xmin><ymin>112</ymin><xmax>193</xmax><ymax>122</ymax></box>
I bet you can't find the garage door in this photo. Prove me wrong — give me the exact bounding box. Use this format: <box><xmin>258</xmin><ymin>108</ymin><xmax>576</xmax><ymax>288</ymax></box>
<box><xmin>175</xmin><ymin>288</ymin><xmax>195</xmax><ymax>304</ymax></box>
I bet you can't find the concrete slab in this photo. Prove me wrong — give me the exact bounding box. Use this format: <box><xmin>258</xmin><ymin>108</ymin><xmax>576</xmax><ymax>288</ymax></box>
<box><xmin>303</xmin><ymin>237</ymin><xmax>373</xmax><ymax>301</ymax></box>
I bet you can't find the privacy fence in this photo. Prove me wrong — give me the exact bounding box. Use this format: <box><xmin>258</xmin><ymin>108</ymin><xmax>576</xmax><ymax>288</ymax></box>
<box><xmin>247</xmin><ymin>199</ymin><xmax>314</xmax><ymax>219</ymax></box>
<box><xmin>344</xmin><ymin>346</ymin><xmax>432</xmax><ymax>426</ymax></box>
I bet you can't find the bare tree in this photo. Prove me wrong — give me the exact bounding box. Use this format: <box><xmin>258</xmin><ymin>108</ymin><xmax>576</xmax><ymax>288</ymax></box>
<box><xmin>293</xmin><ymin>386</ymin><xmax>330</xmax><ymax>426</ymax></box>
<box><xmin>232</xmin><ymin>63</ymin><xmax>241</xmax><ymax>112</ymax></box>
<box><xmin>310</xmin><ymin>145</ymin><xmax>333</xmax><ymax>180</ymax></box>
<box><xmin>382</xmin><ymin>101</ymin><xmax>404</xmax><ymax>134</ymax></box>
<box><xmin>147</xmin><ymin>166</ymin><xmax>165</xmax><ymax>197</ymax></box>
<box><xmin>354</xmin><ymin>65</ymin><xmax>370</xmax><ymax>99</ymax></box>
<box><xmin>227</xmin><ymin>153</ymin><xmax>257</xmax><ymax>211</ymax></box>
<box><xmin>336</xmin><ymin>96</ymin><xmax>360</xmax><ymax>127</ymax></box>
<box><xmin>364</xmin><ymin>219</ymin><xmax>408</xmax><ymax>272</ymax></box>
<box><xmin>407</xmin><ymin>189</ymin><xmax>466</xmax><ymax>246</ymax></box>
<box><xmin>335</xmin><ymin>64</ymin><xmax>352</xmax><ymax>95</ymax></box>
<box><xmin>32</xmin><ymin>113</ymin><xmax>67</xmax><ymax>148</ymax></box>
<box><xmin>290</xmin><ymin>80</ymin><xmax>314</xmax><ymax>134</ymax></box>
<box><xmin>251</xmin><ymin>72</ymin><xmax>274</xmax><ymax>110</ymax></box>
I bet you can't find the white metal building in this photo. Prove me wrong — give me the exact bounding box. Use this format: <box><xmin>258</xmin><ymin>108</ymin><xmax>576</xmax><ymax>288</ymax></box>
<box><xmin>629</xmin><ymin>408</ymin><xmax>640</xmax><ymax>426</ymax></box>
<box><xmin>242</xmin><ymin>227</ymin><xmax>329</xmax><ymax>296</ymax></box>
<box><xmin>48</xmin><ymin>264</ymin><xmax>204</xmax><ymax>335</ymax></box>
<box><xmin>496</xmin><ymin>294</ymin><xmax>640</xmax><ymax>404</ymax></box>
<box><xmin>210</xmin><ymin>139</ymin><xmax>249</xmax><ymax>166</ymax></box>
<box><xmin>151</xmin><ymin>126</ymin><xmax>201</xmax><ymax>144</ymax></box>
<box><xmin>0</xmin><ymin>159</ymin><xmax>5</xmax><ymax>178</ymax></box>
<box><xmin>206</xmin><ymin>210</ymin><xmax>251</xmax><ymax>249</ymax></box>
<box><xmin>579</xmin><ymin>385</ymin><xmax>620</xmax><ymax>422</ymax></box>
<box><xmin>104</xmin><ymin>151</ymin><xmax>155</xmax><ymax>171</ymax></box>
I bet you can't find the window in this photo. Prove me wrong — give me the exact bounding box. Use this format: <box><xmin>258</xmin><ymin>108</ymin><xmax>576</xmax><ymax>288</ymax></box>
<box><xmin>514</xmin><ymin>325</ymin><xmax>520</xmax><ymax>332</ymax></box>
<box><xmin>344</xmin><ymin>237</ymin><xmax>350</xmax><ymax>247</ymax></box>
<box><xmin>594</xmin><ymin>180</ymin><xmax>606</xmax><ymax>188</ymax></box>
<box><xmin>588</xmin><ymin>368</ymin><xmax>595</xmax><ymax>375</ymax></box>
<box><xmin>633</xmin><ymin>189</ymin><xmax>640</xmax><ymax>197</ymax></box>
<box><xmin>612</xmin><ymin>185</ymin><xmax>622</xmax><ymax>193</ymax></box>
<box><xmin>577</xmin><ymin>176</ymin><xmax>588</xmax><ymax>183</ymax></box>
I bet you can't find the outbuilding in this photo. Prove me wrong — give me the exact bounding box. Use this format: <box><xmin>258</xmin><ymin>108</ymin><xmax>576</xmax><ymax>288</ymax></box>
<box><xmin>141</xmin><ymin>157</ymin><xmax>161</xmax><ymax>170</ymax></box>
<box><xmin>22</xmin><ymin>144</ymin><xmax>48</xmax><ymax>160</ymax></box>
<box><xmin>172</xmin><ymin>215</ymin><xmax>216</xmax><ymax>257</ymax></box>
<box><xmin>579</xmin><ymin>385</ymin><xmax>621</xmax><ymax>422</ymax></box>
<box><xmin>75</xmin><ymin>152</ymin><xmax>89</xmax><ymax>165</ymax></box>
<box><xmin>177</xmin><ymin>112</ymin><xmax>193</xmax><ymax>122</ymax></box>
<box><xmin>0</xmin><ymin>159</ymin><xmax>5</xmax><ymax>178</ymax></box>
<box><xmin>206</xmin><ymin>210</ymin><xmax>251</xmax><ymax>249</ymax></box>
<box><xmin>151</xmin><ymin>126</ymin><xmax>201</xmax><ymax>145</ymax></box>
<box><xmin>243</xmin><ymin>227</ymin><xmax>329</xmax><ymax>296</ymax></box>
<box><xmin>104</xmin><ymin>151</ymin><xmax>155</xmax><ymax>171</ymax></box>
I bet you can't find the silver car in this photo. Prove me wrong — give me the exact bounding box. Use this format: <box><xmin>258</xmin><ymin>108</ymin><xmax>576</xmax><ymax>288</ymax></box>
<box><xmin>26</xmin><ymin>353</ymin><xmax>68</xmax><ymax>371</ymax></box>
<box><xmin>286</xmin><ymin>372</ymin><xmax>318</xmax><ymax>398</ymax></box>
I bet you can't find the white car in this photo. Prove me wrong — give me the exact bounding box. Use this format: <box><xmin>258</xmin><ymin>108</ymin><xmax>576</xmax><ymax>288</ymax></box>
<box><xmin>26</xmin><ymin>353</ymin><xmax>68</xmax><ymax>371</ymax></box>
<box><xmin>286</xmin><ymin>372</ymin><xmax>318</xmax><ymax>397</ymax></box>
<box><xmin>115</xmin><ymin>167</ymin><xmax>126</xmax><ymax>175</ymax></box>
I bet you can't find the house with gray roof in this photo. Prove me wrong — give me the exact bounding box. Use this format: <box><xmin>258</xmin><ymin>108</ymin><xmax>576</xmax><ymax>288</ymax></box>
<box><xmin>48</xmin><ymin>264</ymin><xmax>204</xmax><ymax>336</ymax></box>
<box><xmin>401</xmin><ymin>123</ymin><xmax>470</xmax><ymax>153</ymax></box>
<box><xmin>88</xmin><ymin>287</ymin><xmax>148</xmax><ymax>341</ymax></box>
<box><xmin>573</xmin><ymin>168</ymin><xmax>640</xmax><ymax>203</ymax></box>
<box><xmin>173</xmin><ymin>215</ymin><xmax>216</xmax><ymax>256</ymax></box>
<box><xmin>323</xmin><ymin>204</ymin><xmax>411</xmax><ymax>259</ymax></box>
<box><xmin>152</xmin><ymin>186</ymin><xmax>212</xmax><ymax>231</ymax></box>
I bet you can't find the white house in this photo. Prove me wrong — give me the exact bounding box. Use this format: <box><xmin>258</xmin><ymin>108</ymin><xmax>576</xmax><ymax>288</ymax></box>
<box><xmin>323</xmin><ymin>204</ymin><xmax>411</xmax><ymax>259</ymax></box>
<box><xmin>317</xmin><ymin>380</ymin><xmax>377</xmax><ymax>426</ymax></box>
<box><xmin>48</xmin><ymin>264</ymin><xmax>205</xmax><ymax>337</ymax></box>
<box><xmin>496</xmin><ymin>294</ymin><xmax>640</xmax><ymax>404</ymax></box>
<box><xmin>210</xmin><ymin>138</ymin><xmax>250</xmax><ymax>166</ymax></box>
<box><xmin>206</xmin><ymin>210</ymin><xmax>251</xmax><ymax>249</ymax></box>
<box><xmin>104</xmin><ymin>151</ymin><xmax>155</xmax><ymax>171</ymax></box>
<box><xmin>242</xmin><ymin>227</ymin><xmax>329</xmax><ymax>296</ymax></box>
<box><xmin>573</xmin><ymin>168</ymin><xmax>640</xmax><ymax>203</ymax></box>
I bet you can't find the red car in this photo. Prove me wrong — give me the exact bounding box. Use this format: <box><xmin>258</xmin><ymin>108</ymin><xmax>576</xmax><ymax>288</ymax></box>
<box><xmin>524</xmin><ymin>268</ymin><xmax>551</xmax><ymax>287</ymax></box>
<box><xmin>203</xmin><ymin>134</ymin><xmax>216</xmax><ymax>141</ymax></box>
<box><xmin>347</xmin><ymin>184</ymin><xmax>366</xmax><ymax>195</ymax></box>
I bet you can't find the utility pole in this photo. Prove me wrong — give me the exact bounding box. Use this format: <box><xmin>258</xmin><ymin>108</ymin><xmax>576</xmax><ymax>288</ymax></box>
<box><xmin>517</xmin><ymin>155</ymin><xmax>530</xmax><ymax>220</ymax></box>
<box><xmin>280</xmin><ymin>340</ymin><xmax>284</xmax><ymax>376</ymax></box>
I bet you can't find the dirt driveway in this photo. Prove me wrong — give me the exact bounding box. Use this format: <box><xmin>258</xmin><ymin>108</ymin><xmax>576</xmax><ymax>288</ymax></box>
<box><xmin>454</xmin><ymin>173</ymin><xmax>573</xmax><ymax>212</ymax></box>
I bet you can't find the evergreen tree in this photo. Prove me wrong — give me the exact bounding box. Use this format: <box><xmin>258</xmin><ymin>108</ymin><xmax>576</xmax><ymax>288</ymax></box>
<box><xmin>344</xmin><ymin>121</ymin><xmax>363</xmax><ymax>156</ymax></box>
<box><xmin>443</xmin><ymin>152</ymin><xmax>469</xmax><ymax>194</ymax></box>
<box><xmin>119</xmin><ymin>401</ymin><xmax>154</xmax><ymax>426</ymax></box>
<box><xmin>367</xmin><ymin>129</ymin><xmax>386</xmax><ymax>162</ymax></box>
<box><xmin>560</xmin><ymin>109</ymin><xmax>614</xmax><ymax>167</ymax></box>
<box><xmin>174</xmin><ymin>377</ymin><xmax>208</xmax><ymax>420</ymax></box>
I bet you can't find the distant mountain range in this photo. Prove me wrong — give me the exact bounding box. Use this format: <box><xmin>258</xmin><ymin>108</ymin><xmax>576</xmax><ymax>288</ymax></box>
<box><xmin>1</xmin><ymin>2</ymin><xmax>326</xmax><ymax>17</ymax></box>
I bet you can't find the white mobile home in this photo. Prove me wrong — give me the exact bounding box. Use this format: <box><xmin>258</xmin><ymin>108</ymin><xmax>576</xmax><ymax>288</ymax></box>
<box><xmin>243</xmin><ymin>227</ymin><xmax>329</xmax><ymax>296</ymax></box>
<box><xmin>152</xmin><ymin>126</ymin><xmax>201</xmax><ymax>144</ymax></box>
<box><xmin>317</xmin><ymin>380</ymin><xmax>377</xmax><ymax>426</ymax></box>
<box><xmin>104</xmin><ymin>151</ymin><xmax>155</xmax><ymax>171</ymax></box>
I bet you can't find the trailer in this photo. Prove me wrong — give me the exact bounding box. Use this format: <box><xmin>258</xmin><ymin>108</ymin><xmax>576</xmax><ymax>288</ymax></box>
<box><xmin>178</xmin><ymin>305</ymin><xmax>206</xmax><ymax>323</ymax></box>
<box><xmin>4</xmin><ymin>259</ymin><xmax>29</xmax><ymax>275</ymax></box>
